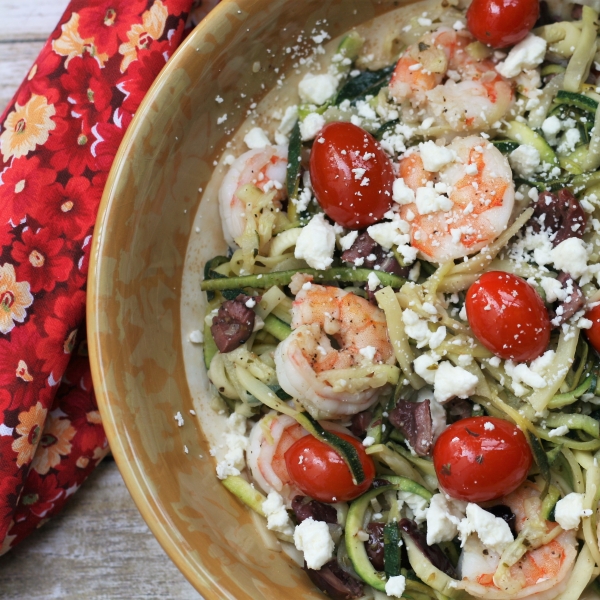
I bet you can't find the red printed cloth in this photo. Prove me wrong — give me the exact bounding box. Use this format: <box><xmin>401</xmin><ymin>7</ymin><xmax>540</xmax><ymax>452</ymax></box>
<box><xmin>0</xmin><ymin>0</ymin><xmax>219</xmax><ymax>554</ymax></box>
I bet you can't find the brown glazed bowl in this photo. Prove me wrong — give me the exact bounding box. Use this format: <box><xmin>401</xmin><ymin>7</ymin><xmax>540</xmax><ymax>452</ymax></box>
<box><xmin>87</xmin><ymin>0</ymin><xmax>417</xmax><ymax>597</ymax></box>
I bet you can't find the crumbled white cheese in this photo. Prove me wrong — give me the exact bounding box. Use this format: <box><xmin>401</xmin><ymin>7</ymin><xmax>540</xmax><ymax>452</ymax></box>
<box><xmin>367</xmin><ymin>216</ymin><xmax>411</xmax><ymax>250</ymax></box>
<box><xmin>262</xmin><ymin>491</ymin><xmax>294</xmax><ymax>536</ymax></box>
<box><xmin>419</xmin><ymin>140</ymin><xmax>456</xmax><ymax>173</ymax></box>
<box><xmin>542</xmin><ymin>115</ymin><xmax>562</xmax><ymax>137</ymax></box>
<box><xmin>293</xmin><ymin>517</ymin><xmax>335</xmax><ymax>569</ymax></box>
<box><xmin>339</xmin><ymin>230</ymin><xmax>358</xmax><ymax>251</ymax></box>
<box><xmin>484</xmin><ymin>421</ymin><xmax>495</xmax><ymax>431</ymax></box>
<box><xmin>414</xmin><ymin>353</ymin><xmax>439</xmax><ymax>385</ymax></box>
<box><xmin>367</xmin><ymin>272</ymin><xmax>381</xmax><ymax>291</ymax></box>
<box><xmin>402</xmin><ymin>309</ymin><xmax>433</xmax><ymax>348</ymax></box>
<box><xmin>426</xmin><ymin>493</ymin><xmax>466</xmax><ymax>545</ymax></box>
<box><xmin>509</xmin><ymin>144</ymin><xmax>540</xmax><ymax>177</ymax></box>
<box><xmin>174</xmin><ymin>412</ymin><xmax>184</xmax><ymax>427</ymax></box>
<box><xmin>558</xmin><ymin>128</ymin><xmax>581</xmax><ymax>155</ymax></box>
<box><xmin>392</xmin><ymin>178</ymin><xmax>416</xmax><ymax>205</ymax></box>
<box><xmin>554</xmin><ymin>493</ymin><xmax>593</xmax><ymax>530</ymax></box>
<box><xmin>385</xmin><ymin>575</ymin><xmax>406</xmax><ymax>598</ymax></box>
<box><xmin>298</xmin><ymin>73</ymin><xmax>338</xmax><ymax>105</ymax></box>
<box><xmin>550</xmin><ymin>237</ymin><xmax>589</xmax><ymax>279</ymax></box>
<box><xmin>295</xmin><ymin>214</ymin><xmax>336</xmax><ymax>269</ymax></box>
<box><xmin>428</xmin><ymin>326</ymin><xmax>446</xmax><ymax>350</ymax></box>
<box><xmin>540</xmin><ymin>277</ymin><xmax>566</xmax><ymax>303</ymax></box>
<box><xmin>244</xmin><ymin>127</ymin><xmax>271</xmax><ymax>149</ymax></box>
<box><xmin>496</xmin><ymin>34</ymin><xmax>547</xmax><ymax>78</ymax></box>
<box><xmin>434</xmin><ymin>362</ymin><xmax>479</xmax><ymax>404</ymax></box>
<box><xmin>415</xmin><ymin>187</ymin><xmax>453</xmax><ymax>215</ymax></box>
<box><xmin>458</xmin><ymin>503</ymin><xmax>514</xmax><ymax>555</ymax></box>
<box><xmin>548</xmin><ymin>424</ymin><xmax>569</xmax><ymax>438</ymax></box>
<box><xmin>300</xmin><ymin>112</ymin><xmax>326</xmax><ymax>141</ymax></box>
<box><xmin>419</xmin><ymin>141</ymin><xmax>455</xmax><ymax>172</ymax></box>
<box><xmin>363</xmin><ymin>435</ymin><xmax>375</xmax><ymax>447</ymax></box>
<box><xmin>359</xmin><ymin>345</ymin><xmax>377</xmax><ymax>361</ymax></box>
<box><xmin>215</xmin><ymin>412</ymin><xmax>248</xmax><ymax>479</ymax></box>
<box><xmin>188</xmin><ymin>329</ymin><xmax>204</xmax><ymax>344</ymax></box>
<box><xmin>277</xmin><ymin>105</ymin><xmax>299</xmax><ymax>136</ymax></box>
<box><xmin>504</xmin><ymin>360</ymin><xmax>547</xmax><ymax>396</ymax></box>
<box><xmin>398</xmin><ymin>491</ymin><xmax>429</xmax><ymax>524</ymax></box>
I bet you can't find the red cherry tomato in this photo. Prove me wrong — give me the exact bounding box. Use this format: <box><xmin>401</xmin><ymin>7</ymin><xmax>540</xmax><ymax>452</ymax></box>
<box><xmin>466</xmin><ymin>271</ymin><xmax>550</xmax><ymax>362</ymax></box>
<box><xmin>585</xmin><ymin>304</ymin><xmax>600</xmax><ymax>352</ymax></box>
<box><xmin>433</xmin><ymin>417</ymin><xmax>532</xmax><ymax>503</ymax></box>
<box><xmin>466</xmin><ymin>0</ymin><xmax>540</xmax><ymax>49</ymax></box>
<box><xmin>309</xmin><ymin>122</ymin><xmax>394</xmax><ymax>229</ymax></box>
<box><xmin>284</xmin><ymin>432</ymin><xmax>376</xmax><ymax>503</ymax></box>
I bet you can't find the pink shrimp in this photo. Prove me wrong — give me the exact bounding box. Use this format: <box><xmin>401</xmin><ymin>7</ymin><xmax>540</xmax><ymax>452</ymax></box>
<box><xmin>389</xmin><ymin>27</ymin><xmax>515</xmax><ymax>134</ymax></box>
<box><xmin>397</xmin><ymin>136</ymin><xmax>514</xmax><ymax>262</ymax></box>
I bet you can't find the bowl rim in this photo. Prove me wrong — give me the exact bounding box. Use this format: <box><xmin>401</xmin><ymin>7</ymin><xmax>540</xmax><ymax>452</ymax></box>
<box><xmin>87</xmin><ymin>1</ymin><xmax>242</xmax><ymax>597</ymax></box>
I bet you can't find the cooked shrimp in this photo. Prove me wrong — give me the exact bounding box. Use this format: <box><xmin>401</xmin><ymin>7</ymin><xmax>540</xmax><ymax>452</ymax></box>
<box><xmin>218</xmin><ymin>144</ymin><xmax>288</xmax><ymax>246</ymax></box>
<box><xmin>247</xmin><ymin>413</ymin><xmax>307</xmax><ymax>504</ymax></box>
<box><xmin>389</xmin><ymin>27</ymin><xmax>515</xmax><ymax>134</ymax></box>
<box><xmin>458</xmin><ymin>481</ymin><xmax>578</xmax><ymax>600</ymax></box>
<box><xmin>398</xmin><ymin>135</ymin><xmax>515</xmax><ymax>262</ymax></box>
<box><xmin>274</xmin><ymin>284</ymin><xmax>395</xmax><ymax>419</ymax></box>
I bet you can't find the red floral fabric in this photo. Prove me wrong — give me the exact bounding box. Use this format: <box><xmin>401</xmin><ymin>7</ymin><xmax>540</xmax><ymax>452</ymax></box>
<box><xmin>0</xmin><ymin>0</ymin><xmax>210</xmax><ymax>554</ymax></box>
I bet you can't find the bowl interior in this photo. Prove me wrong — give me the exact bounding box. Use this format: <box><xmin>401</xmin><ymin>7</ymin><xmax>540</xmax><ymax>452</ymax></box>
<box><xmin>88</xmin><ymin>0</ymin><xmax>420</xmax><ymax>597</ymax></box>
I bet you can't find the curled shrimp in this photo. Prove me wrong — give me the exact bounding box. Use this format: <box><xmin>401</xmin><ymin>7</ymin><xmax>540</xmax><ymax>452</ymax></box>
<box><xmin>246</xmin><ymin>413</ymin><xmax>307</xmax><ymax>503</ymax></box>
<box><xmin>218</xmin><ymin>144</ymin><xmax>288</xmax><ymax>246</ymax></box>
<box><xmin>389</xmin><ymin>27</ymin><xmax>515</xmax><ymax>134</ymax></box>
<box><xmin>274</xmin><ymin>284</ymin><xmax>396</xmax><ymax>420</ymax></box>
<box><xmin>398</xmin><ymin>135</ymin><xmax>515</xmax><ymax>263</ymax></box>
<box><xmin>458</xmin><ymin>481</ymin><xmax>578</xmax><ymax>600</ymax></box>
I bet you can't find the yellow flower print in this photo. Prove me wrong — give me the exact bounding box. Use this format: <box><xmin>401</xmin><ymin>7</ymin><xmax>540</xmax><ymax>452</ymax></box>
<box><xmin>0</xmin><ymin>95</ymin><xmax>56</xmax><ymax>162</ymax></box>
<box><xmin>0</xmin><ymin>263</ymin><xmax>33</xmax><ymax>335</ymax></box>
<box><xmin>12</xmin><ymin>402</ymin><xmax>48</xmax><ymax>468</ymax></box>
<box><xmin>119</xmin><ymin>0</ymin><xmax>168</xmax><ymax>72</ymax></box>
<box><xmin>31</xmin><ymin>414</ymin><xmax>76</xmax><ymax>475</ymax></box>
<box><xmin>51</xmin><ymin>13</ymin><xmax>109</xmax><ymax>68</ymax></box>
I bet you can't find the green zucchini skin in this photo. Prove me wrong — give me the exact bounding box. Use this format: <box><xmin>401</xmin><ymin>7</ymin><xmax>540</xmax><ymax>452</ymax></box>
<box><xmin>383</xmin><ymin>522</ymin><xmax>402</xmax><ymax>577</ymax></box>
<box><xmin>345</xmin><ymin>478</ymin><xmax>432</xmax><ymax>591</ymax></box>
<box><xmin>296</xmin><ymin>412</ymin><xmax>366</xmax><ymax>485</ymax></box>
<box><xmin>554</xmin><ymin>90</ymin><xmax>599</xmax><ymax>114</ymax></box>
<box><xmin>402</xmin><ymin>534</ymin><xmax>471</xmax><ymax>600</ymax></box>
<box><xmin>201</xmin><ymin>267</ymin><xmax>405</xmax><ymax>292</ymax></box>
<box><xmin>503</xmin><ymin>121</ymin><xmax>558</xmax><ymax>167</ymax></box>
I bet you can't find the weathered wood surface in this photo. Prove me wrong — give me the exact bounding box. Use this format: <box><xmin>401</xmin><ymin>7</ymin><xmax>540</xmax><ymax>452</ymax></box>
<box><xmin>0</xmin><ymin>2</ymin><xmax>200</xmax><ymax>598</ymax></box>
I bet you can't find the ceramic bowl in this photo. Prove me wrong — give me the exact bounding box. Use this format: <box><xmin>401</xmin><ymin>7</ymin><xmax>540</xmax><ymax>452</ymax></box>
<box><xmin>88</xmin><ymin>0</ymin><xmax>418</xmax><ymax>597</ymax></box>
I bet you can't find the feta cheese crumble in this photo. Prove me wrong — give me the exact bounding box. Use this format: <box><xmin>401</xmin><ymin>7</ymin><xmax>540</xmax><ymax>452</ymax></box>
<box><xmin>244</xmin><ymin>127</ymin><xmax>271</xmax><ymax>149</ymax></box>
<box><xmin>496</xmin><ymin>34</ymin><xmax>547</xmax><ymax>79</ymax></box>
<box><xmin>418</xmin><ymin>141</ymin><xmax>456</xmax><ymax>172</ymax></box>
<box><xmin>385</xmin><ymin>575</ymin><xmax>406</xmax><ymax>598</ymax></box>
<box><xmin>215</xmin><ymin>413</ymin><xmax>248</xmax><ymax>480</ymax></box>
<box><xmin>433</xmin><ymin>362</ymin><xmax>479</xmax><ymax>404</ymax></box>
<box><xmin>298</xmin><ymin>73</ymin><xmax>338</xmax><ymax>105</ymax></box>
<box><xmin>426</xmin><ymin>493</ymin><xmax>466</xmax><ymax>545</ymax></box>
<box><xmin>458</xmin><ymin>503</ymin><xmax>514</xmax><ymax>554</ymax></box>
<box><xmin>295</xmin><ymin>214</ymin><xmax>336</xmax><ymax>269</ymax></box>
<box><xmin>554</xmin><ymin>493</ymin><xmax>593</xmax><ymax>530</ymax></box>
<box><xmin>509</xmin><ymin>144</ymin><xmax>541</xmax><ymax>177</ymax></box>
<box><xmin>293</xmin><ymin>517</ymin><xmax>335</xmax><ymax>569</ymax></box>
<box><xmin>262</xmin><ymin>491</ymin><xmax>294</xmax><ymax>536</ymax></box>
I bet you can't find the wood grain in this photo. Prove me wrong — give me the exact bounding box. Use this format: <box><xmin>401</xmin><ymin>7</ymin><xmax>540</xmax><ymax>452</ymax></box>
<box><xmin>0</xmin><ymin>2</ymin><xmax>201</xmax><ymax>598</ymax></box>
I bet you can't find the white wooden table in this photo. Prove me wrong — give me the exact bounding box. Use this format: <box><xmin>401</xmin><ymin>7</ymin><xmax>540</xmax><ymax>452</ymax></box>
<box><xmin>0</xmin><ymin>3</ymin><xmax>200</xmax><ymax>598</ymax></box>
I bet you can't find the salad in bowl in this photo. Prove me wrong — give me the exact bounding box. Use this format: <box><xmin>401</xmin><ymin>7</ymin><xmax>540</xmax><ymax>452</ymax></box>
<box><xmin>192</xmin><ymin>0</ymin><xmax>600</xmax><ymax>598</ymax></box>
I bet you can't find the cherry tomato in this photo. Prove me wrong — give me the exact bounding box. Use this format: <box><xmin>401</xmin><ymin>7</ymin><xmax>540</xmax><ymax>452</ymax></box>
<box><xmin>585</xmin><ymin>304</ymin><xmax>600</xmax><ymax>352</ymax></box>
<box><xmin>309</xmin><ymin>122</ymin><xmax>394</xmax><ymax>229</ymax></box>
<box><xmin>433</xmin><ymin>417</ymin><xmax>532</xmax><ymax>503</ymax></box>
<box><xmin>466</xmin><ymin>0</ymin><xmax>540</xmax><ymax>49</ymax></box>
<box><xmin>466</xmin><ymin>271</ymin><xmax>550</xmax><ymax>362</ymax></box>
<box><xmin>284</xmin><ymin>432</ymin><xmax>376</xmax><ymax>503</ymax></box>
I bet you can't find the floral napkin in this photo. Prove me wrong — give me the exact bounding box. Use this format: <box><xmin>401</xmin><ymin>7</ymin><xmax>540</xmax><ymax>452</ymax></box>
<box><xmin>0</xmin><ymin>0</ymin><xmax>219</xmax><ymax>554</ymax></box>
